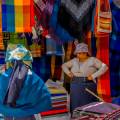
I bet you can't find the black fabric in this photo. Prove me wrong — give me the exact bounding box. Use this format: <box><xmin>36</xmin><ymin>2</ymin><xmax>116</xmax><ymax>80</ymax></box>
<box><xmin>70</xmin><ymin>77</ymin><xmax>98</xmax><ymax>113</ymax></box>
<box><xmin>58</xmin><ymin>1</ymin><xmax>94</xmax><ymax>39</ymax></box>
<box><xmin>71</xmin><ymin>0</ymin><xmax>83</xmax><ymax>4</ymax></box>
<box><xmin>4</xmin><ymin>60</ymin><xmax>29</xmax><ymax>107</ymax></box>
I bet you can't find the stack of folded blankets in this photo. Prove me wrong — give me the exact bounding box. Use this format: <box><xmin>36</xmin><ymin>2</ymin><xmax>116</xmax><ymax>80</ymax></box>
<box><xmin>41</xmin><ymin>80</ymin><xmax>68</xmax><ymax>116</ymax></box>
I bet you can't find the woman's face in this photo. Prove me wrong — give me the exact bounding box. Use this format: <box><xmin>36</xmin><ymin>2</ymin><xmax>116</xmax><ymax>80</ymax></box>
<box><xmin>76</xmin><ymin>52</ymin><xmax>88</xmax><ymax>60</ymax></box>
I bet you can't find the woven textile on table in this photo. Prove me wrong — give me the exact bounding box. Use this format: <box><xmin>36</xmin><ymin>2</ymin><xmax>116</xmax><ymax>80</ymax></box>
<box><xmin>72</xmin><ymin>102</ymin><xmax>120</xmax><ymax>119</ymax></box>
<box><xmin>1</xmin><ymin>0</ymin><xmax>34</xmax><ymax>32</ymax></box>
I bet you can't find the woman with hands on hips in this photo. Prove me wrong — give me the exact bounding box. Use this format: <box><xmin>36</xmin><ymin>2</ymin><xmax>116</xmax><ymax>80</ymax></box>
<box><xmin>62</xmin><ymin>43</ymin><xmax>108</xmax><ymax>113</ymax></box>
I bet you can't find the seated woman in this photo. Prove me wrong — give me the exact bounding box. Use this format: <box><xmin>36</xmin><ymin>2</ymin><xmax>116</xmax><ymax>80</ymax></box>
<box><xmin>0</xmin><ymin>44</ymin><xmax>52</xmax><ymax>120</ymax></box>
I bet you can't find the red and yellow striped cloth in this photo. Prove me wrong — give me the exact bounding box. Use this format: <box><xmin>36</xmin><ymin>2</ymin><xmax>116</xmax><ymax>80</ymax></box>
<box><xmin>96</xmin><ymin>36</ymin><xmax>111</xmax><ymax>102</ymax></box>
<box><xmin>0</xmin><ymin>0</ymin><xmax>4</xmax><ymax>50</ymax></box>
<box><xmin>95</xmin><ymin>0</ymin><xmax>112</xmax><ymax>36</ymax></box>
<box><xmin>94</xmin><ymin>0</ymin><xmax>111</xmax><ymax>102</ymax></box>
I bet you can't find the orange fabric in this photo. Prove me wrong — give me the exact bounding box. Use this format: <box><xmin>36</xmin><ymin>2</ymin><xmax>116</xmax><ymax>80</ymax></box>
<box><xmin>96</xmin><ymin>37</ymin><xmax>111</xmax><ymax>102</ymax></box>
<box><xmin>94</xmin><ymin>0</ymin><xmax>111</xmax><ymax>101</ymax></box>
<box><xmin>94</xmin><ymin>0</ymin><xmax>112</xmax><ymax>37</ymax></box>
<box><xmin>0</xmin><ymin>0</ymin><xmax>4</xmax><ymax>50</ymax></box>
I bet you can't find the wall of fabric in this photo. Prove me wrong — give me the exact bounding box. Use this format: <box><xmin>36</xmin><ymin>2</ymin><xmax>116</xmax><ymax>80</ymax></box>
<box><xmin>110</xmin><ymin>0</ymin><xmax>120</xmax><ymax>97</ymax></box>
<box><xmin>0</xmin><ymin>0</ymin><xmax>120</xmax><ymax>103</ymax></box>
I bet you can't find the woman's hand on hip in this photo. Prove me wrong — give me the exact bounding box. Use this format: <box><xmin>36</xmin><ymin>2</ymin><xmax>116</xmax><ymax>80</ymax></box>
<box><xmin>87</xmin><ymin>75</ymin><xmax>93</xmax><ymax>80</ymax></box>
<box><xmin>68</xmin><ymin>72</ymin><xmax>74</xmax><ymax>78</ymax></box>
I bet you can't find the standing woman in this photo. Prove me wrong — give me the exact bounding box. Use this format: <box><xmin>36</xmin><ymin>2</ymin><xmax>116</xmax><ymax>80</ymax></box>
<box><xmin>62</xmin><ymin>43</ymin><xmax>108</xmax><ymax>113</ymax></box>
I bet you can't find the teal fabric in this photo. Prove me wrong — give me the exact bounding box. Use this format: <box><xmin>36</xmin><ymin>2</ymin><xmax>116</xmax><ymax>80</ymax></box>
<box><xmin>0</xmin><ymin>67</ymin><xmax>52</xmax><ymax>117</ymax></box>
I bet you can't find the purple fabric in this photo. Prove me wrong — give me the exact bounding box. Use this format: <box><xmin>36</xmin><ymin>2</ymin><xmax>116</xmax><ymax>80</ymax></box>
<box><xmin>75</xmin><ymin>102</ymin><xmax>120</xmax><ymax>114</ymax></box>
<box><xmin>2</xmin><ymin>0</ymin><xmax>6</xmax><ymax>4</ymax></box>
<box><xmin>4</xmin><ymin>60</ymin><xmax>28</xmax><ymax>107</ymax></box>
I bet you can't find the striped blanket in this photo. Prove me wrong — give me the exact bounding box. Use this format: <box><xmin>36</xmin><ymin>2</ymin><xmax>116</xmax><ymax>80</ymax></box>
<box><xmin>1</xmin><ymin>0</ymin><xmax>34</xmax><ymax>32</ymax></box>
<box><xmin>0</xmin><ymin>1</ymin><xmax>4</xmax><ymax>50</ymax></box>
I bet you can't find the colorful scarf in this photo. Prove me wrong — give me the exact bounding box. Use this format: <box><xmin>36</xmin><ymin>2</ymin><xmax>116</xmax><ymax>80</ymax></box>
<box><xmin>96</xmin><ymin>37</ymin><xmax>111</xmax><ymax>102</ymax></box>
<box><xmin>93</xmin><ymin>0</ymin><xmax>111</xmax><ymax>101</ymax></box>
<box><xmin>1</xmin><ymin>0</ymin><xmax>34</xmax><ymax>32</ymax></box>
<box><xmin>94</xmin><ymin>0</ymin><xmax>112</xmax><ymax>36</ymax></box>
<box><xmin>0</xmin><ymin>0</ymin><xmax>4</xmax><ymax>50</ymax></box>
<box><xmin>6</xmin><ymin>44</ymin><xmax>32</xmax><ymax>68</ymax></box>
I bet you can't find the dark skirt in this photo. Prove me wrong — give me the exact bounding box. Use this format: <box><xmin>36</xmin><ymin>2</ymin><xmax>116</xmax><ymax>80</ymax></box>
<box><xmin>70</xmin><ymin>77</ymin><xmax>98</xmax><ymax>113</ymax></box>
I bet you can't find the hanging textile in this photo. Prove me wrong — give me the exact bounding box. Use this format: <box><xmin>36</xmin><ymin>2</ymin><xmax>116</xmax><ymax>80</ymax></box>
<box><xmin>96</xmin><ymin>37</ymin><xmax>111</xmax><ymax>102</ymax></box>
<box><xmin>0</xmin><ymin>0</ymin><xmax>4</xmax><ymax>50</ymax></box>
<box><xmin>0</xmin><ymin>50</ymin><xmax>5</xmax><ymax>74</ymax></box>
<box><xmin>49</xmin><ymin>0</ymin><xmax>74</xmax><ymax>42</ymax></box>
<box><xmin>93</xmin><ymin>0</ymin><xmax>111</xmax><ymax>101</ymax></box>
<box><xmin>97</xmin><ymin>0</ymin><xmax>112</xmax><ymax>33</ymax></box>
<box><xmin>34</xmin><ymin>0</ymin><xmax>54</xmax><ymax>29</ymax></box>
<box><xmin>51</xmin><ymin>56</ymin><xmax>63</xmax><ymax>81</ymax></box>
<box><xmin>94</xmin><ymin>0</ymin><xmax>112</xmax><ymax>36</ymax></box>
<box><xmin>58</xmin><ymin>0</ymin><xmax>94</xmax><ymax>39</ymax></box>
<box><xmin>110</xmin><ymin>0</ymin><xmax>120</xmax><ymax>97</ymax></box>
<box><xmin>2</xmin><ymin>0</ymin><xmax>34</xmax><ymax>32</ymax></box>
<box><xmin>46</xmin><ymin>38</ymin><xmax>64</xmax><ymax>56</ymax></box>
<box><xmin>29</xmin><ymin>43</ymin><xmax>41</xmax><ymax>57</ymax></box>
<box><xmin>32</xmin><ymin>55</ymin><xmax>51</xmax><ymax>82</ymax></box>
<box><xmin>63</xmin><ymin>41</ymin><xmax>75</xmax><ymax>93</ymax></box>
